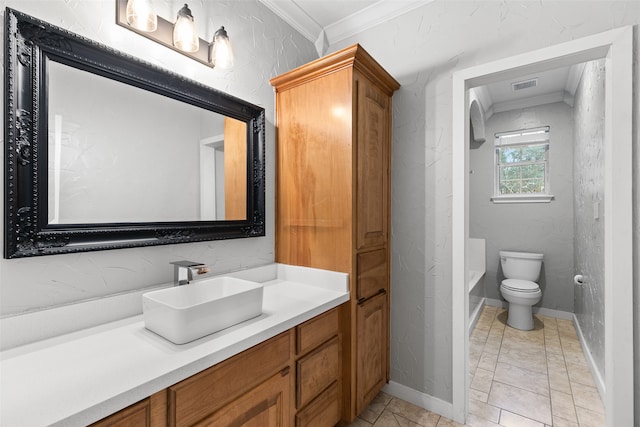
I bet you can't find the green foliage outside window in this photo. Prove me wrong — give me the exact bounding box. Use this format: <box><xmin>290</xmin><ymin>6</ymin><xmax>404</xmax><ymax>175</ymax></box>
<box><xmin>497</xmin><ymin>144</ymin><xmax>547</xmax><ymax>194</ymax></box>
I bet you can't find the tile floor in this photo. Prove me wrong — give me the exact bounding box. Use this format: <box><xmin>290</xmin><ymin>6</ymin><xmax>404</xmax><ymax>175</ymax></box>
<box><xmin>349</xmin><ymin>306</ymin><xmax>604</xmax><ymax>427</ymax></box>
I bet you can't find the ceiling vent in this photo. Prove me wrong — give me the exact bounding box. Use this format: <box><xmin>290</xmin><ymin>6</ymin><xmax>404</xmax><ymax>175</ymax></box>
<box><xmin>512</xmin><ymin>78</ymin><xmax>538</xmax><ymax>91</ymax></box>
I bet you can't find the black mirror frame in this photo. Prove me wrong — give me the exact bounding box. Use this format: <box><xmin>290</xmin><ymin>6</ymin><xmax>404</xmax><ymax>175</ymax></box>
<box><xmin>4</xmin><ymin>8</ymin><xmax>265</xmax><ymax>259</ymax></box>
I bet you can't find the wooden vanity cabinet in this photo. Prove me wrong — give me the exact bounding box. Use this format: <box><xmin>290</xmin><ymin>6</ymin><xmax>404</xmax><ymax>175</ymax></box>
<box><xmin>294</xmin><ymin>307</ymin><xmax>341</xmax><ymax>427</ymax></box>
<box><xmin>90</xmin><ymin>398</ymin><xmax>152</xmax><ymax>427</ymax></box>
<box><xmin>167</xmin><ymin>331</ymin><xmax>292</xmax><ymax>427</ymax></box>
<box><xmin>271</xmin><ymin>44</ymin><xmax>399</xmax><ymax>422</ymax></box>
<box><xmin>92</xmin><ymin>308</ymin><xmax>344</xmax><ymax>427</ymax></box>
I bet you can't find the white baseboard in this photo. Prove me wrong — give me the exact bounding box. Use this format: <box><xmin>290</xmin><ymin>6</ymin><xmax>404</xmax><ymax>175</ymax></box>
<box><xmin>572</xmin><ymin>314</ymin><xmax>606</xmax><ymax>400</ymax></box>
<box><xmin>483</xmin><ymin>298</ymin><xmax>574</xmax><ymax>320</ymax></box>
<box><xmin>469</xmin><ymin>297</ymin><xmax>486</xmax><ymax>336</ymax></box>
<box><xmin>383</xmin><ymin>381</ymin><xmax>453</xmax><ymax>420</ymax></box>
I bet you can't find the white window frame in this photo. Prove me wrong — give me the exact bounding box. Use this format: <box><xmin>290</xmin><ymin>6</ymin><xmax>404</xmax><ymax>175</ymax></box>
<box><xmin>491</xmin><ymin>126</ymin><xmax>554</xmax><ymax>203</ymax></box>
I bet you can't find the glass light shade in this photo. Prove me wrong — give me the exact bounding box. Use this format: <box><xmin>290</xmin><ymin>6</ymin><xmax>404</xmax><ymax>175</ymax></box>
<box><xmin>210</xmin><ymin>26</ymin><xmax>234</xmax><ymax>69</ymax></box>
<box><xmin>173</xmin><ymin>4</ymin><xmax>199</xmax><ymax>53</ymax></box>
<box><xmin>126</xmin><ymin>0</ymin><xmax>157</xmax><ymax>32</ymax></box>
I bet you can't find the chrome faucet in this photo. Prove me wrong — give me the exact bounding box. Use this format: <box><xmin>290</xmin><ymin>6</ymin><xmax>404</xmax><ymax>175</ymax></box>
<box><xmin>170</xmin><ymin>260</ymin><xmax>210</xmax><ymax>286</ymax></box>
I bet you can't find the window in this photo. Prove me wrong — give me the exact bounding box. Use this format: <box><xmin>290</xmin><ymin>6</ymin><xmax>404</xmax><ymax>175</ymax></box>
<box><xmin>491</xmin><ymin>126</ymin><xmax>554</xmax><ymax>203</ymax></box>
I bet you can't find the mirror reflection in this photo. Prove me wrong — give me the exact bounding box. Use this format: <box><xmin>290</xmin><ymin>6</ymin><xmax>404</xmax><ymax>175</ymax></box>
<box><xmin>47</xmin><ymin>60</ymin><xmax>247</xmax><ymax>224</ymax></box>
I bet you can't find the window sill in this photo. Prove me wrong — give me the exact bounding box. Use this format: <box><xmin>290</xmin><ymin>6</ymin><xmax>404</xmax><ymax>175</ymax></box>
<box><xmin>491</xmin><ymin>194</ymin><xmax>555</xmax><ymax>204</ymax></box>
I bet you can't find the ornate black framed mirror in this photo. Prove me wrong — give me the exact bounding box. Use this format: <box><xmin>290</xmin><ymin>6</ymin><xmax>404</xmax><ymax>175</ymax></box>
<box><xmin>4</xmin><ymin>8</ymin><xmax>265</xmax><ymax>258</ymax></box>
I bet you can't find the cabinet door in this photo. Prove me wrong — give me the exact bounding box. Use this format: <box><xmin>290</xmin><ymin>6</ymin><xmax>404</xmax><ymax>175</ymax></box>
<box><xmin>195</xmin><ymin>369</ymin><xmax>291</xmax><ymax>427</ymax></box>
<box><xmin>356</xmin><ymin>79</ymin><xmax>390</xmax><ymax>250</ymax></box>
<box><xmin>356</xmin><ymin>292</ymin><xmax>388</xmax><ymax>414</ymax></box>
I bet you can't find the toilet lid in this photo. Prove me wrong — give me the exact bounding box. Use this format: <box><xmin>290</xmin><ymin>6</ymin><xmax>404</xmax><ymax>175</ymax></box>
<box><xmin>502</xmin><ymin>279</ymin><xmax>539</xmax><ymax>292</ymax></box>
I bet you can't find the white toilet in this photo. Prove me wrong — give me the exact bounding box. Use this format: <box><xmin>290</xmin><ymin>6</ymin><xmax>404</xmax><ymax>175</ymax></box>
<box><xmin>499</xmin><ymin>251</ymin><xmax>544</xmax><ymax>330</ymax></box>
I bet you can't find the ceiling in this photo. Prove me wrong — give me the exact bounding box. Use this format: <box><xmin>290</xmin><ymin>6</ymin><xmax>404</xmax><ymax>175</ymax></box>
<box><xmin>259</xmin><ymin>0</ymin><xmax>586</xmax><ymax>115</ymax></box>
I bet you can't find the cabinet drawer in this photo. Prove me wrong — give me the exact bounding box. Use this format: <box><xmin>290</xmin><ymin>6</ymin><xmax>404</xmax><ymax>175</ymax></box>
<box><xmin>295</xmin><ymin>381</ymin><xmax>340</xmax><ymax>427</ymax></box>
<box><xmin>90</xmin><ymin>398</ymin><xmax>150</xmax><ymax>427</ymax></box>
<box><xmin>357</xmin><ymin>249</ymin><xmax>388</xmax><ymax>301</ymax></box>
<box><xmin>296</xmin><ymin>307</ymin><xmax>339</xmax><ymax>355</ymax></box>
<box><xmin>169</xmin><ymin>331</ymin><xmax>291</xmax><ymax>427</ymax></box>
<box><xmin>296</xmin><ymin>336</ymin><xmax>340</xmax><ymax>409</ymax></box>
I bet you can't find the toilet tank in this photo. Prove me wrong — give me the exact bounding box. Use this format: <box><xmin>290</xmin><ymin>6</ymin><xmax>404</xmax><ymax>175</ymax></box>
<box><xmin>500</xmin><ymin>251</ymin><xmax>543</xmax><ymax>281</ymax></box>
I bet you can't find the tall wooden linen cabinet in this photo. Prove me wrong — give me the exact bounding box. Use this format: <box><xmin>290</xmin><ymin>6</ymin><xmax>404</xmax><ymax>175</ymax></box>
<box><xmin>271</xmin><ymin>44</ymin><xmax>399</xmax><ymax>424</ymax></box>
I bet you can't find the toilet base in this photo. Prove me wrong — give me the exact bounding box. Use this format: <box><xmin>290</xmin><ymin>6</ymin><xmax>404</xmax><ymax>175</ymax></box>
<box><xmin>506</xmin><ymin>303</ymin><xmax>534</xmax><ymax>330</ymax></box>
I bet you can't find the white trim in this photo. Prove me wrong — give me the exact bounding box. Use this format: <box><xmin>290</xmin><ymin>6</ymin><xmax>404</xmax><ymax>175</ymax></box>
<box><xmin>257</xmin><ymin>0</ymin><xmax>322</xmax><ymax>45</ymax></box>
<box><xmin>573</xmin><ymin>313</ymin><xmax>606</xmax><ymax>401</ymax></box>
<box><xmin>483</xmin><ymin>298</ymin><xmax>574</xmax><ymax>320</ymax></box>
<box><xmin>490</xmin><ymin>194</ymin><xmax>554</xmax><ymax>204</ymax></box>
<box><xmin>492</xmin><ymin>91</ymin><xmax>567</xmax><ymax>113</ymax></box>
<box><xmin>383</xmin><ymin>381</ymin><xmax>454</xmax><ymax>420</ymax></box>
<box><xmin>324</xmin><ymin>0</ymin><xmax>434</xmax><ymax>47</ymax></box>
<box><xmin>469</xmin><ymin>297</ymin><xmax>486</xmax><ymax>335</ymax></box>
<box><xmin>452</xmin><ymin>27</ymin><xmax>634</xmax><ymax>426</ymax></box>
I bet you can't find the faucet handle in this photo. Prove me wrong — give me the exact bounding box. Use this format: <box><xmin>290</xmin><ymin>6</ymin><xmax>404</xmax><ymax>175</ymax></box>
<box><xmin>191</xmin><ymin>266</ymin><xmax>210</xmax><ymax>275</ymax></box>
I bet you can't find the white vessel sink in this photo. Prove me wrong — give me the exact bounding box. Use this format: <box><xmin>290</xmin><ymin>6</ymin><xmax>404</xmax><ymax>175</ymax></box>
<box><xmin>143</xmin><ymin>276</ymin><xmax>264</xmax><ymax>344</ymax></box>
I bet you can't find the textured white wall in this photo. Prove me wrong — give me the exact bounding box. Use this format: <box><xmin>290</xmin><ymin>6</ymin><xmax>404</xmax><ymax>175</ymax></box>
<box><xmin>328</xmin><ymin>0</ymin><xmax>640</xmax><ymax>405</ymax></box>
<box><xmin>573</xmin><ymin>59</ymin><xmax>606</xmax><ymax>377</ymax></box>
<box><xmin>470</xmin><ymin>102</ymin><xmax>575</xmax><ymax>312</ymax></box>
<box><xmin>0</xmin><ymin>0</ymin><xmax>318</xmax><ymax>315</ymax></box>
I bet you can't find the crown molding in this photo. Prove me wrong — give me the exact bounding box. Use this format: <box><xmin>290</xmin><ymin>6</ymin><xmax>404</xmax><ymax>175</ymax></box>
<box><xmin>260</xmin><ymin>0</ymin><xmax>434</xmax><ymax>55</ymax></box>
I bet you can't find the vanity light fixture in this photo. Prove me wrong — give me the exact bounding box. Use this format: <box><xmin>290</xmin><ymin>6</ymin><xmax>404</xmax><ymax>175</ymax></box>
<box><xmin>125</xmin><ymin>0</ymin><xmax>157</xmax><ymax>32</ymax></box>
<box><xmin>172</xmin><ymin>4</ymin><xmax>198</xmax><ymax>53</ymax></box>
<box><xmin>209</xmin><ymin>26</ymin><xmax>233</xmax><ymax>69</ymax></box>
<box><xmin>116</xmin><ymin>0</ymin><xmax>233</xmax><ymax>69</ymax></box>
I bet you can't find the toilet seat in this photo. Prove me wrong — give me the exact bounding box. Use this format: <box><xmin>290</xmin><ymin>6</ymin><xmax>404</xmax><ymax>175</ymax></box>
<box><xmin>501</xmin><ymin>279</ymin><xmax>539</xmax><ymax>293</ymax></box>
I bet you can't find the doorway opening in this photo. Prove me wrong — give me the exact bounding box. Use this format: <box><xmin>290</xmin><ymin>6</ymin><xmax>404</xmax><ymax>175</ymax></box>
<box><xmin>451</xmin><ymin>27</ymin><xmax>633</xmax><ymax>426</ymax></box>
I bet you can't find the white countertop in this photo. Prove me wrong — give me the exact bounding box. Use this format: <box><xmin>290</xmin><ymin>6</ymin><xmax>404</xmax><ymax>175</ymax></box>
<box><xmin>0</xmin><ymin>266</ymin><xmax>349</xmax><ymax>427</ymax></box>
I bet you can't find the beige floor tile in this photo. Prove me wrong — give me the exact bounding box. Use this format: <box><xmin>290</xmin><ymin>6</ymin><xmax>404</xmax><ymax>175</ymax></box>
<box><xmin>493</xmin><ymin>362</ymin><xmax>549</xmax><ymax>397</ymax></box>
<box><xmin>471</xmin><ymin>327</ymin><xmax>489</xmax><ymax>343</ymax></box>
<box><xmin>575</xmin><ymin>406</ymin><xmax>605</xmax><ymax>427</ymax></box>
<box><xmin>372</xmin><ymin>410</ymin><xmax>419</xmax><ymax>427</ymax></box>
<box><xmin>556</xmin><ymin>319</ymin><xmax>576</xmax><ymax>333</ymax></box>
<box><xmin>385</xmin><ymin>398</ymin><xmax>441</xmax><ymax>426</ymax></box>
<box><xmin>477</xmin><ymin>352</ymin><xmax>498</xmax><ymax>372</ymax></box>
<box><xmin>562</xmin><ymin>348</ymin><xmax>588</xmax><ymax>366</ymax></box>
<box><xmin>349</xmin><ymin>417</ymin><xmax>374</xmax><ymax>426</ymax></box>
<box><xmin>465</xmin><ymin>311</ymin><xmax>601</xmax><ymax>427</ymax></box>
<box><xmin>360</xmin><ymin>401</ymin><xmax>388</xmax><ymax>424</ymax></box>
<box><xmin>468</xmin><ymin>399</ymin><xmax>500</xmax><ymax>424</ymax></box>
<box><xmin>539</xmin><ymin>315</ymin><xmax>558</xmax><ymax>328</ymax></box>
<box><xmin>483</xmin><ymin>337</ymin><xmax>502</xmax><ymax>355</ymax></box>
<box><xmin>546</xmin><ymin>351</ymin><xmax>566</xmax><ymax>369</ymax></box>
<box><xmin>559</xmin><ymin>337</ymin><xmax>583</xmax><ymax>354</ymax></box>
<box><xmin>499</xmin><ymin>410</ymin><xmax>544</xmax><ymax>427</ymax></box>
<box><xmin>497</xmin><ymin>345</ymin><xmax>546</xmax><ymax>374</ymax></box>
<box><xmin>465</xmin><ymin>413</ymin><xmax>499</xmax><ymax>427</ymax></box>
<box><xmin>549</xmin><ymin>389</ymin><xmax>577</xmax><ymax>423</ymax></box>
<box><xmin>548</xmin><ymin>366</ymin><xmax>572</xmax><ymax>394</ymax></box>
<box><xmin>435</xmin><ymin>416</ymin><xmax>464</xmax><ymax>427</ymax></box>
<box><xmin>565</xmin><ymin>362</ymin><xmax>596</xmax><ymax>388</ymax></box>
<box><xmin>551</xmin><ymin>417</ymin><xmax>579</xmax><ymax>427</ymax></box>
<box><xmin>469</xmin><ymin>388</ymin><xmax>489</xmax><ymax>403</ymax></box>
<box><xmin>470</xmin><ymin>340</ymin><xmax>486</xmax><ymax>355</ymax></box>
<box><xmin>373</xmin><ymin>392</ymin><xmax>394</xmax><ymax>406</ymax></box>
<box><xmin>488</xmin><ymin>381</ymin><xmax>552</xmax><ymax>425</ymax></box>
<box><xmin>543</xmin><ymin>335</ymin><xmax>563</xmax><ymax>355</ymax></box>
<box><xmin>470</xmin><ymin>368</ymin><xmax>494</xmax><ymax>394</ymax></box>
<box><xmin>571</xmin><ymin>382</ymin><xmax>604</xmax><ymax>414</ymax></box>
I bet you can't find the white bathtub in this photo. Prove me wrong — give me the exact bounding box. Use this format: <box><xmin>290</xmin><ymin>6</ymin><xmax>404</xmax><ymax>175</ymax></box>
<box><xmin>468</xmin><ymin>238</ymin><xmax>486</xmax><ymax>333</ymax></box>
